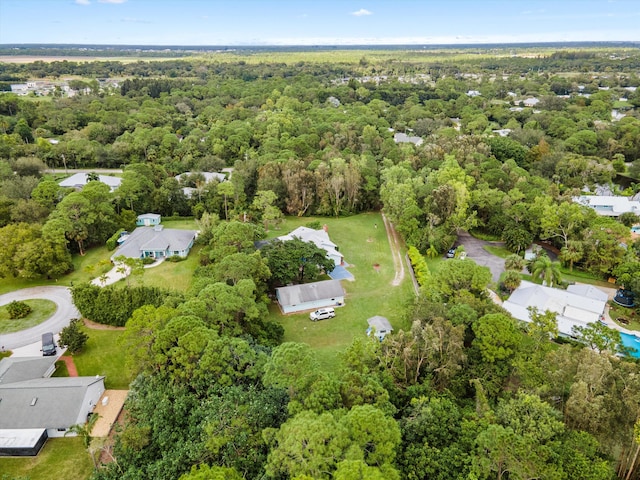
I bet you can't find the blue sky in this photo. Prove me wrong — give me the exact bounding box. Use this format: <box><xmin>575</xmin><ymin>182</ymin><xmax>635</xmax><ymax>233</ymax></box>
<box><xmin>0</xmin><ymin>0</ymin><xmax>638</xmax><ymax>45</ymax></box>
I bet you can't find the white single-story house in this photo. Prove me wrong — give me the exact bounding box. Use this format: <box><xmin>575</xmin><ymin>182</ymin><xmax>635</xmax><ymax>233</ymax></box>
<box><xmin>0</xmin><ymin>357</ymin><xmax>105</xmax><ymax>456</ymax></box>
<box><xmin>110</xmin><ymin>224</ymin><xmax>197</xmax><ymax>261</ymax></box>
<box><xmin>502</xmin><ymin>281</ymin><xmax>607</xmax><ymax>337</ymax></box>
<box><xmin>467</xmin><ymin>90</ymin><xmax>481</xmax><ymax>97</ymax></box>
<box><xmin>136</xmin><ymin>213</ymin><xmax>161</xmax><ymax>227</ymax></box>
<box><xmin>58</xmin><ymin>173</ymin><xmax>122</xmax><ymax>193</ymax></box>
<box><xmin>573</xmin><ymin>195</ymin><xmax>640</xmax><ymax>217</ymax></box>
<box><xmin>278</xmin><ymin>226</ymin><xmax>344</xmax><ymax>266</ymax></box>
<box><xmin>175</xmin><ymin>171</ymin><xmax>226</xmax><ymax>199</ymax></box>
<box><xmin>367</xmin><ymin>316</ymin><xmax>393</xmax><ymax>341</ymax></box>
<box><xmin>393</xmin><ymin>132</ymin><xmax>424</xmax><ymax>147</ymax></box>
<box><xmin>523</xmin><ymin>97</ymin><xmax>540</xmax><ymax>107</ymax></box>
<box><xmin>276</xmin><ymin>279</ymin><xmax>345</xmax><ymax>314</ymax></box>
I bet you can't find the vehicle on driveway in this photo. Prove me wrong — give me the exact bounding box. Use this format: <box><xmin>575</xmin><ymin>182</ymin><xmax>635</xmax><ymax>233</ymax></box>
<box><xmin>446</xmin><ymin>248</ymin><xmax>456</xmax><ymax>258</ymax></box>
<box><xmin>41</xmin><ymin>332</ymin><xmax>56</xmax><ymax>356</ymax></box>
<box><xmin>310</xmin><ymin>307</ymin><xmax>335</xmax><ymax>321</ymax></box>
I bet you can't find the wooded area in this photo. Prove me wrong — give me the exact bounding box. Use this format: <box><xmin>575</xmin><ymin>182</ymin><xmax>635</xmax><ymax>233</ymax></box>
<box><xmin>1</xmin><ymin>46</ymin><xmax>640</xmax><ymax>480</ymax></box>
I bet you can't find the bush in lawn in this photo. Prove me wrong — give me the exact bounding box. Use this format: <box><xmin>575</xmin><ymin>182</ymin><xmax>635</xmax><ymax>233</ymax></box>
<box><xmin>72</xmin><ymin>282</ymin><xmax>175</xmax><ymax>326</ymax></box>
<box><xmin>59</xmin><ymin>318</ymin><xmax>89</xmax><ymax>354</ymax></box>
<box><xmin>142</xmin><ymin>257</ymin><xmax>156</xmax><ymax>265</ymax></box>
<box><xmin>7</xmin><ymin>300</ymin><xmax>32</xmax><ymax>319</ymax></box>
<box><xmin>166</xmin><ymin>255</ymin><xmax>186</xmax><ymax>263</ymax></box>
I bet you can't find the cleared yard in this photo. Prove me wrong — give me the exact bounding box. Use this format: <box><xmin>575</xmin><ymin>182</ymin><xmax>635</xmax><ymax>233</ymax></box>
<box><xmin>73</xmin><ymin>327</ymin><xmax>132</xmax><ymax>390</ymax></box>
<box><xmin>266</xmin><ymin>213</ymin><xmax>414</xmax><ymax>369</ymax></box>
<box><xmin>0</xmin><ymin>299</ymin><xmax>57</xmax><ymax>334</ymax></box>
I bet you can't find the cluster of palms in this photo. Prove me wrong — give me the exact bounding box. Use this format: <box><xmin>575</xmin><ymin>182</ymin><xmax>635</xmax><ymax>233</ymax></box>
<box><xmin>502</xmin><ymin>251</ymin><xmax>562</xmax><ymax>293</ymax></box>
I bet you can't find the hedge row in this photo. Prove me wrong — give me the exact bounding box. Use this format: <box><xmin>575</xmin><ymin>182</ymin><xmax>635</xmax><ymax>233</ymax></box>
<box><xmin>407</xmin><ymin>246</ymin><xmax>431</xmax><ymax>287</ymax></box>
<box><xmin>71</xmin><ymin>283</ymin><xmax>171</xmax><ymax>326</ymax></box>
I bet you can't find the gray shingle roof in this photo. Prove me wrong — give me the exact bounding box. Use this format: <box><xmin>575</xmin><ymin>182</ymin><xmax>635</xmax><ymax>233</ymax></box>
<box><xmin>111</xmin><ymin>226</ymin><xmax>196</xmax><ymax>260</ymax></box>
<box><xmin>276</xmin><ymin>280</ymin><xmax>344</xmax><ymax>307</ymax></box>
<box><xmin>0</xmin><ymin>377</ymin><xmax>104</xmax><ymax>429</ymax></box>
<box><xmin>0</xmin><ymin>357</ymin><xmax>57</xmax><ymax>385</ymax></box>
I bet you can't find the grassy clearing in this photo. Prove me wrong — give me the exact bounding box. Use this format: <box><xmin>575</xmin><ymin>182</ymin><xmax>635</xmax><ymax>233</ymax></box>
<box><xmin>52</xmin><ymin>359</ymin><xmax>70</xmax><ymax>377</ymax></box>
<box><xmin>135</xmin><ymin>245</ymin><xmax>202</xmax><ymax>292</ymax></box>
<box><xmin>483</xmin><ymin>245</ymin><xmax>513</xmax><ymax>259</ymax></box>
<box><xmin>161</xmin><ymin>217</ymin><xmax>198</xmax><ymax>230</ymax></box>
<box><xmin>0</xmin><ymin>299</ymin><xmax>57</xmax><ymax>334</ymax></box>
<box><xmin>266</xmin><ymin>213</ymin><xmax>414</xmax><ymax>370</ymax></box>
<box><xmin>74</xmin><ymin>327</ymin><xmax>131</xmax><ymax>389</ymax></box>
<box><xmin>0</xmin><ymin>437</ymin><xmax>92</xmax><ymax>480</ymax></box>
<box><xmin>608</xmin><ymin>302</ymin><xmax>640</xmax><ymax>332</ymax></box>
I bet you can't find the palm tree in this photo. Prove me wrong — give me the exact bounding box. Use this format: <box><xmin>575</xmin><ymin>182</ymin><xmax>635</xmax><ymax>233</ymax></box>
<box><xmin>66</xmin><ymin>413</ymin><xmax>100</xmax><ymax>468</ymax></box>
<box><xmin>559</xmin><ymin>240</ymin><xmax>583</xmax><ymax>272</ymax></box>
<box><xmin>529</xmin><ymin>253</ymin><xmax>562</xmax><ymax>287</ymax></box>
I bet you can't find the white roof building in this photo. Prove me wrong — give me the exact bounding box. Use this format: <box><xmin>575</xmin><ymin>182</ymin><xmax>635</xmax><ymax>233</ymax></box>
<box><xmin>278</xmin><ymin>226</ymin><xmax>343</xmax><ymax>266</ymax></box>
<box><xmin>393</xmin><ymin>132</ymin><xmax>424</xmax><ymax>147</ymax></box>
<box><xmin>58</xmin><ymin>173</ymin><xmax>122</xmax><ymax>192</ymax></box>
<box><xmin>502</xmin><ymin>281</ymin><xmax>607</xmax><ymax>337</ymax></box>
<box><xmin>573</xmin><ymin>195</ymin><xmax>640</xmax><ymax>217</ymax></box>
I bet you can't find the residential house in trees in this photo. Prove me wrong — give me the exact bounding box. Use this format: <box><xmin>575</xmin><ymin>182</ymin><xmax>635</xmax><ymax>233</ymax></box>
<box><xmin>136</xmin><ymin>213</ymin><xmax>161</xmax><ymax>227</ymax></box>
<box><xmin>0</xmin><ymin>356</ymin><xmax>105</xmax><ymax>456</ymax></box>
<box><xmin>58</xmin><ymin>172</ymin><xmax>122</xmax><ymax>193</ymax></box>
<box><xmin>276</xmin><ymin>279</ymin><xmax>345</xmax><ymax>314</ymax></box>
<box><xmin>573</xmin><ymin>195</ymin><xmax>640</xmax><ymax>217</ymax></box>
<box><xmin>278</xmin><ymin>226</ymin><xmax>344</xmax><ymax>266</ymax></box>
<box><xmin>111</xmin><ymin>224</ymin><xmax>197</xmax><ymax>261</ymax></box>
<box><xmin>175</xmin><ymin>171</ymin><xmax>226</xmax><ymax>199</ymax></box>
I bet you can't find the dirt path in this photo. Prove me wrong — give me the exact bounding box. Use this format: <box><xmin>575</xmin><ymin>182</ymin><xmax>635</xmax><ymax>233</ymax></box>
<box><xmin>83</xmin><ymin>318</ymin><xmax>125</xmax><ymax>331</ymax></box>
<box><xmin>382</xmin><ymin>213</ymin><xmax>405</xmax><ymax>287</ymax></box>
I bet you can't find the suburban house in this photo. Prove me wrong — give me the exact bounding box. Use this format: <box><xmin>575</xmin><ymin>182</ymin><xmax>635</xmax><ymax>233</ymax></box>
<box><xmin>276</xmin><ymin>279</ymin><xmax>345</xmax><ymax>314</ymax></box>
<box><xmin>502</xmin><ymin>281</ymin><xmax>607</xmax><ymax>337</ymax></box>
<box><xmin>111</xmin><ymin>224</ymin><xmax>197</xmax><ymax>261</ymax></box>
<box><xmin>278</xmin><ymin>226</ymin><xmax>344</xmax><ymax>266</ymax></box>
<box><xmin>58</xmin><ymin>172</ymin><xmax>122</xmax><ymax>192</ymax></box>
<box><xmin>393</xmin><ymin>132</ymin><xmax>424</xmax><ymax>147</ymax></box>
<box><xmin>136</xmin><ymin>213</ymin><xmax>162</xmax><ymax>227</ymax></box>
<box><xmin>523</xmin><ymin>97</ymin><xmax>540</xmax><ymax>107</ymax></box>
<box><xmin>0</xmin><ymin>357</ymin><xmax>105</xmax><ymax>456</ymax></box>
<box><xmin>573</xmin><ymin>195</ymin><xmax>640</xmax><ymax>217</ymax></box>
<box><xmin>175</xmin><ymin>171</ymin><xmax>226</xmax><ymax>199</ymax></box>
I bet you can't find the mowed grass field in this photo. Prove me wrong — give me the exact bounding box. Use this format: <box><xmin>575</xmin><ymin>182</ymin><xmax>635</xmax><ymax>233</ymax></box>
<box><xmin>0</xmin><ymin>437</ymin><xmax>93</xmax><ymax>479</ymax></box>
<box><xmin>0</xmin><ymin>299</ymin><xmax>57</xmax><ymax>334</ymax></box>
<box><xmin>266</xmin><ymin>213</ymin><xmax>414</xmax><ymax>369</ymax></box>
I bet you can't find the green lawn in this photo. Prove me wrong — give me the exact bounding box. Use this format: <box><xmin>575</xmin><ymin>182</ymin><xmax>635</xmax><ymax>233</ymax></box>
<box><xmin>74</xmin><ymin>327</ymin><xmax>132</xmax><ymax>389</ymax></box>
<box><xmin>608</xmin><ymin>302</ymin><xmax>640</xmax><ymax>332</ymax></box>
<box><xmin>0</xmin><ymin>299</ymin><xmax>57</xmax><ymax>334</ymax></box>
<box><xmin>0</xmin><ymin>437</ymin><xmax>92</xmax><ymax>480</ymax></box>
<box><xmin>135</xmin><ymin>244</ymin><xmax>203</xmax><ymax>292</ymax></box>
<box><xmin>162</xmin><ymin>217</ymin><xmax>198</xmax><ymax>230</ymax></box>
<box><xmin>52</xmin><ymin>359</ymin><xmax>70</xmax><ymax>377</ymax></box>
<box><xmin>483</xmin><ymin>245</ymin><xmax>513</xmax><ymax>259</ymax></box>
<box><xmin>267</xmin><ymin>213</ymin><xmax>414</xmax><ymax>370</ymax></box>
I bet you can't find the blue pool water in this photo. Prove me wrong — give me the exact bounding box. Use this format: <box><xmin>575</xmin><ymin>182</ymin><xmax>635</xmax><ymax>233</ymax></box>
<box><xmin>620</xmin><ymin>332</ymin><xmax>640</xmax><ymax>358</ymax></box>
<box><xmin>632</xmin><ymin>226</ymin><xmax>640</xmax><ymax>233</ymax></box>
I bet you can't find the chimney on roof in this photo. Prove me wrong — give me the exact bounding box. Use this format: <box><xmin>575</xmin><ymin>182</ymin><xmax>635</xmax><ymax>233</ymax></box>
<box><xmin>323</xmin><ymin>224</ymin><xmax>328</xmax><ymax>232</ymax></box>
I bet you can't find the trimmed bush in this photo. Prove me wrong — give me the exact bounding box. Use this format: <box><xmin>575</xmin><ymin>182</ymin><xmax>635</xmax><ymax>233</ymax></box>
<box><xmin>7</xmin><ymin>300</ymin><xmax>32</xmax><ymax>319</ymax></box>
<box><xmin>142</xmin><ymin>257</ymin><xmax>156</xmax><ymax>265</ymax></box>
<box><xmin>106</xmin><ymin>229</ymin><xmax>125</xmax><ymax>251</ymax></box>
<box><xmin>166</xmin><ymin>255</ymin><xmax>186</xmax><ymax>263</ymax></box>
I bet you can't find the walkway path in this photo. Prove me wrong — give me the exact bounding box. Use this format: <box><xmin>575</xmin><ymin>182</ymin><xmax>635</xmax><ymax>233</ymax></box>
<box><xmin>59</xmin><ymin>355</ymin><xmax>78</xmax><ymax>376</ymax></box>
<box><xmin>0</xmin><ymin>286</ymin><xmax>79</xmax><ymax>351</ymax></box>
<box><xmin>381</xmin><ymin>213</ymin><xmax>405</xmax><ymax>287</ymax></box>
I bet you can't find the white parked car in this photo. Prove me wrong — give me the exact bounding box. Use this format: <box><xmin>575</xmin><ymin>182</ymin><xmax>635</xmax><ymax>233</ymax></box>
<box><xmin>310</xmin><ymin>307</ymin><xmax>335</xmax><ymax>321</ymax></box>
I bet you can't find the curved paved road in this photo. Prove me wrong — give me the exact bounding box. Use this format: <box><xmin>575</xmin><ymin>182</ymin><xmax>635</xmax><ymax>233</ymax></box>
<box><xmin>456</xmin><ymin>231</ymin><xmax>506</xmax><ymax>283</ymax></box>
<box><xmin>0</xmin><ymin>286</ymin><xmax>79</xmax><ymax>350</ymax></box>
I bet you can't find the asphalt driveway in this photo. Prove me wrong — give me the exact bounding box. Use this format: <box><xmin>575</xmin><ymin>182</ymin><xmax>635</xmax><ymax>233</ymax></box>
<box><xmin>0</xmin><ymin>286</ymin><xmax>79</xmax><ymax>351</ymax></box>
<box><xmin>455</xmin><ymin>231</ymin><xmax>506</xmax><ymax>283</ymax></box>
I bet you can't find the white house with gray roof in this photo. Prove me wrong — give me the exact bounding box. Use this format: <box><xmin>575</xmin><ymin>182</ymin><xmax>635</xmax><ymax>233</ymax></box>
<box><xmin>0</xmin><ymin>357</ymin><xmax>105</xmax><ymax>455</ymax></box>
<box><xmin>58</xmin><ymin>172</ymin><xmax>122</xmax><ymax>192</ymax></box>
<box><xmin>110</xmin><ymin>224</ymin><xmax>197</xmax><ymax>261</ymax></box>
<box><xmin>278</xmin><ymin>226</ymin><xmax>343</xmax><ymax>266</ymax></box>
<box><xmin>573</xmin><ymin>195</ymin><xmax>640</xmax><ymax>217</ymax></box>
<box><xmin>502</xmin><ymin>281</ymin><xmax>607</xmax><ymax>337</ymax></box>
<box><xmin>276</xmin><ymin>279</ymin><xmax>345</xmax><ymax>314</ymax></box>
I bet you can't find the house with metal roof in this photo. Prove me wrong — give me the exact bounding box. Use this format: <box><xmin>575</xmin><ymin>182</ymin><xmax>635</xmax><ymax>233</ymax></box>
<box><xmin>278</xmin><ymin>226</ymin><xmax>344</xmax><ymax>266</ymax></box>
<box><xmin>110</xmin><ymin>224</ymin><xmax>197</xmax><ymax>261</ymax></box>
<box><xmin>573</xmin><ymin>195</ymin><xmax>640</xmax><ymax>217</ymax></box>
<box><xmin>276</xmin><ymin>279</ymin><xmax>345</xmax><ymax>314</ymax></box>
<box><xmin>502</xmin><ymin>281</ymin><xmax>607</xmax><ymax>337</ymax></box>
<box><xmin>136</xmin><ymin>213</ymin><xmax>162</xmax><ymax>227</ymax></box>
<box><xmin>0</xmin><ymin>357</ymin><xmax>105</xmax><ymax>456</ymax></box>
<box><xmin>58</xmin><ymin>172</ymin><xmax>122</xmax><ymax>192</ymax></box>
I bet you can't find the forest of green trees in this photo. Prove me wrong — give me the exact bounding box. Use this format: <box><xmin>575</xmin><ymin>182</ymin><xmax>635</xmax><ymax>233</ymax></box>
<box><xmin>1</xmin><ymin>46</ymin><xmax>640</xmax><ymax>479</ymax></box>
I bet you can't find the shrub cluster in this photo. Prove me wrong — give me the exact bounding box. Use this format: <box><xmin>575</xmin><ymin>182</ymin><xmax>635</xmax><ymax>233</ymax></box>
<box><xmin>106</xmin><ymin>229</ymin><xmax>126</xmax><ymax>251</ymax></box>
<box><xmin>7</xmin><ymin>300</ymin><xmax>31</xmax><ymax>319</ymax></box>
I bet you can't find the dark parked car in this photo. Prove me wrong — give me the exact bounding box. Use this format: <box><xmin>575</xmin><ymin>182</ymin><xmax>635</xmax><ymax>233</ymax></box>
<box><xmin>446</xmin><ymin>248</ymin><xmax>456</xmax><ymax>258</ymax></box>
<box><xmin>41</xmin><ymin>332</ymin><xmax>56</xmax><ymax>356</ymax></box>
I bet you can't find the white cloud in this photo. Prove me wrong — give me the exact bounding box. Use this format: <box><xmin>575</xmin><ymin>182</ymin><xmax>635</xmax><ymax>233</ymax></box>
<box><xmin>351</xmin><ymin>9</ymin><xmax>372</xmax><ymax>17</ymax></box>
<box><xmin>98</xmin><ymin>0</ymin><xmax>128</xmax><ymax>3</ymax></box>
<box><xmin>75</xmin><ymin>0</ymin><xmax>91</xmax><ymax>5</ymax></box>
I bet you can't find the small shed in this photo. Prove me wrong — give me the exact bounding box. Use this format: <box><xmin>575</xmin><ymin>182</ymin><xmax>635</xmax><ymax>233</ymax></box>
<box><xmin>276</xmin><ymin>279</ymin><xmax>345</xmax><ymax>314</ymax></box>
<box><xmin>367</xmin><ymin>316</ymin><xmax>393</xmax><ymax>341</ymax></box>
<box><xmin>136</xmin><ymin>213</ymin><xmax>161</xmax><ymax>227</ymax></box>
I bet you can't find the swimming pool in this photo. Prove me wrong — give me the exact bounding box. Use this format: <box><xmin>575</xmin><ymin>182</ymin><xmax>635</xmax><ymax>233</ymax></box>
<box><xmin>620</xmin><ymin>332</ymin><xmax>640</xmax><ymax>358</ymax></box>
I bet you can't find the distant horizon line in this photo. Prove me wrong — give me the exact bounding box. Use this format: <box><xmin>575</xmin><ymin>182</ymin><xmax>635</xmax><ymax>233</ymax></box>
<box><xmin>1</xmin><ymin>40</ymin><xmax>639</xmax><ymax>49</ymax></box>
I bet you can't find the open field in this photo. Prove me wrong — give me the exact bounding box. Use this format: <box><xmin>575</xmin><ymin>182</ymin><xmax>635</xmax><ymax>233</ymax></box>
<box><xmin>0</xmin><ymin>437</ymin><xmax>92</xmax><ymax>480</ymax></box>
<box><xmin>0</xmin><ymin>299</ymin><xmax>57</xmax><ymax>334</ymax></box>
<box><xmin>266</xmin><ymin>213</ymin><xmax>414</xmax><ymax>369</ymax></box>
<box><xmin>0</xmin><ymin>55</ymin><xmax>186</xmax><ymax>63</ymax></box>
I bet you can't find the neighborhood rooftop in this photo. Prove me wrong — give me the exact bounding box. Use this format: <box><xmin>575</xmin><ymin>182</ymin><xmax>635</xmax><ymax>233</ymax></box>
<box><xmin>276</xmin><ymin>280</ymin><xmax>345</xmax><ymax>309</ymax></box>
<box><xmin>58</xmin><ymin>173</ymin><xmax>122</xmax><ymax>192</ymax></box>
<box><xmin>110</xmin><ymin>225</ymin><xmax>197</xmax><ymax>260</ymax></box>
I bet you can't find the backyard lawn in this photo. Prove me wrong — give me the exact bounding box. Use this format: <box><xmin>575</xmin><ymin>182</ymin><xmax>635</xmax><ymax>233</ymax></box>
<box><xmin>0</xmin><ymin>437</ymin><xmax>92</xmax><ymax>480</ymax></box>
<box><xmin>74</xmin><ymin>327</ymin><xmax>132</xmax><ymax>389</ymax></box>
<box><xmin>266</xmin><ymin>213</ymin><xmax>414</xmax><ymax>369</ymax></box>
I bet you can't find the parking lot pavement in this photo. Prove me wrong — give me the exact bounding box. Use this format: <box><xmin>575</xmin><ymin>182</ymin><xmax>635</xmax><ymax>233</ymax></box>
<box><xmin>455</xmin><ymin>231</ymin><xmax>506</xmax><ymax>284</ymax></box>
